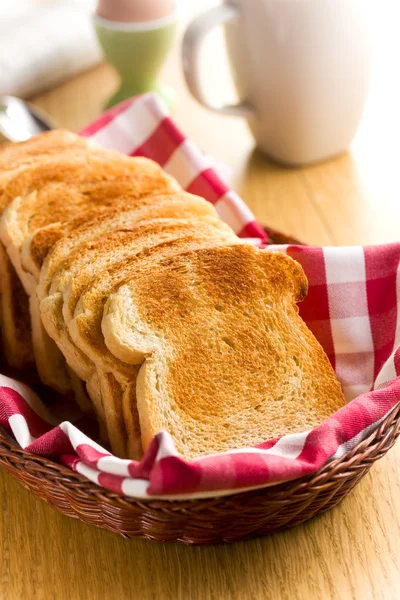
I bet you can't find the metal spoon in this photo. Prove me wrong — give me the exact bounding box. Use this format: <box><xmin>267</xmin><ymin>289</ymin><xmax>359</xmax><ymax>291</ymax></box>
<box><xmin>0</xmin><ymin>96</ymin><xmax>55</xmax><ymax>142</ymax></box>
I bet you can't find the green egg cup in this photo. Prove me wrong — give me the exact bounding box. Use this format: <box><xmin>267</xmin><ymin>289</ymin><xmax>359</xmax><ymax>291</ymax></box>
<box><xmin>94</xmin><ymin>13</ymin><xmax>178</xmax><ymax>110</ymax></box>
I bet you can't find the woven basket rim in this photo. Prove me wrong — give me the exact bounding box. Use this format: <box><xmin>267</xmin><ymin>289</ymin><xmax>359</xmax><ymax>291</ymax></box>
<box><xmin>1</xmin><ymin>400</ymin><xmax>399</xmax><ymax>504</ymax></box>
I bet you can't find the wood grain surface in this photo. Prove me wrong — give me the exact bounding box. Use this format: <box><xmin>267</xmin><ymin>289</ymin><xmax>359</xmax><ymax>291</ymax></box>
<box><xmin>0</xmin><ymin>2</ymin><xmax>400</xmax><ymax>599</ymax></box>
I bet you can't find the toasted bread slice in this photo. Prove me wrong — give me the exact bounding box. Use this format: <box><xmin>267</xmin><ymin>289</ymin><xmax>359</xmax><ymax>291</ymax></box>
<box><xmin>122</xmin><ymin>381</ymin><xmax>142</xmax><ymax>459</ymax></box>
<box><xmin>67</xmin><ymin>234</ymin><xmax>243</xmax><ymax>386</ymax></box>
<box><xmin>41</xmin><ymin>224</ymin><xmax>241</xmax><ymax>456</ymax></box>
<box><xmin>69</xmin><ymin>234</ymin><xmax>243</xmax><ymax>458</ymax></box>
<box><xmin>0</xmin><ymin>147</ymin><xmax>111</xmax><ymax>215</ymax></box>
<box><xmin>0</xmin><ymin>130</ymin><xmax>94</xmax><ymax>173</ymax></box>
<box><xmin>35</xmin><ymin>193</ymin><xmax>219</xmax><ymax>386</ymax></box>
<box><xmin>0</xmin><ymin>154</ymin><xmax>179</xmax><ymax>293</ymax></box>
<box><xmin>62</xmin><ymin>218</ymin><xmax>237</xmax><ymax>326</ymax></box>
<box><xmin>41</xmin><ymin>225</ymin><xmax>239</xmax><ymax>458</ymax></box>
<box><xmin>40</xmin><ymin>217</ymin><xmax>238</xmax><ymax>382</ymax></box>
<box><xmin>66</xmin><ymin>366</ymin><xmax>92</xmax><ymax>414</ymax></box>
<box><xmin>29</xmin><ymin>291</ymin><xmax>81</xmax><ymax>393</ymax></box>
<box><xmin>86</xmin><ymin>371</ymin><xmax>109</xmax><ymax>445</ymax></box>
<box><xmin>95</xmin><ymin>370</ymin><xmax>142</xmax><ymax>459</ymax></box>
<box><xmin>0</xmin><ymin>133</ymin><xmax>100</xmax><ymax>205</ymax></box>
<box><xmin>102</xmin><ymin>244</ymin><xmax>346</xmax><ymax>459</ymax></box>
<box><xmin>0</xmin><ymin>152</ymin><xmax>179</xmax><ymax>390</ymax></box>
<box><xmin>38</xmin><ymin>192</ymin><xmax>220</xmax><ymax>302</ymax></box>
<box><xmin>0</xmin><ymin>132</ymin><xmax>101</xmax><ymax>369</ymax></box>
<box><xmin>96</xmin><ymin>370</ymin><xmax>128</xmax><ymax>458</ymax></box>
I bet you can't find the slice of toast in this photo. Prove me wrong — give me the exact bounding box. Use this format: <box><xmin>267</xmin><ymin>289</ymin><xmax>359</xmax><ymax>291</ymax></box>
<box><xmin>67</xmin><ymin>235</ymin><xmax>244</xmax><ymax>458</ymax></box>
<box><xmin>0</xmin><ymin>130</ymin><xmax>94</xmax><ymax>173</ymax></box>
<box><xmin>38</xmin><ymin>192</ymin><xmax>220</xmax><ymax>302</ymax></box>
<box><xmin>0</xmin><ymin>154</ymin><xmax>180</xmax><ymax>294</ymax></box>
<box><xmin>35</xmin><ymin>193</ymin><xmax>220</xmax><ymax>386</ymax></box>
<box><xmin>0</xmin><ymin>132</ymin><xmax>101</xmax><ymax>370</ymax></box>
<box><xmin>67</xmin><ymin>235</ymin><xmax>243</xmax><ymax>386</ymax></box>
<box><xmin>122</xmin><ymin>380</ymin><xmax>142</xmax><ymax>459</ymax></box>
<box><xmin>0</xmin><ymin>147</ymin><xmax>111</xmax><ymax>214</ymax></box>
<box><xmin>62</xmin><ymin>217</ymin><xmax>237</xmax><ymax>326</ymax></box>
<box><xmin>96</xmin><ymin>370</ymin><xmax>129</xmax><ymax>458</ymax></box>
<box><xmin>29</xmin><ymin>291</ymin><xmax>83</xmax><ymax>392</ymax></box>
<box><xmin>0</xmin><ymin>153</ymin><xmax>179</xmax><ymax>390</ymax></box>
<box><xmin>40</xmin><ymin>217</ymin><xmax>238</xmax><ymax>382</ymax></box>
<box><xmin>41</xmin><ymin>224</ymin><xmax>240</xmax><ymax>457</ymax></box>
<box><xmin>86</xmin><ymin>371</ymin><xmax>109</xmax><ymax>445</ymax></box>
<box><xmin>102</xmin><ymin>244</ymin><xmax>346</xmax><ymax>459</ymax></box>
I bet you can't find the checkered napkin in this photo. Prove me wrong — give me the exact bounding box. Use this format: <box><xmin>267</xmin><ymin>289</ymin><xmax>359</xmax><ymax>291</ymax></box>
<box><xmin>0</xmin><ymin>93</ymin><xmax>399</xmax><ymax>499</ymax></box>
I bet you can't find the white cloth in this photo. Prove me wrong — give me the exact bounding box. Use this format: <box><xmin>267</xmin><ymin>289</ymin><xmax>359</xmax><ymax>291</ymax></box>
<box><xmin>0</xmin><ymin>1</ymin><xmax>102</xmax><ymax>98</ymax></box>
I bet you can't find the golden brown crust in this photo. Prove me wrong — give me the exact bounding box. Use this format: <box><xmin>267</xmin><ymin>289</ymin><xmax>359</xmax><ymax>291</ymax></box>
<box><xmin>0</xmin><ymin>131</ymin><xmax>97</xmax><ymax>370</ymax></box>
<box><xmin>2</xmin><ymin>153</ymin><xmax>180</xmax><ymax>259</ymax></box>
<box><xmin>65</xmin><ymin>229</ymin><xmax>240</xmax><ymax>382</ymax></box>
<box><xmin>25</xmin><ymin>225</ymin><xmax>63</xmax><ymax>271</ymax></box>
<box><xmin>103</xmin><ymin>244</ymin><xmax>345</xmax><ymax>459</ymax></box>
<box><xmin>0</xmin><ymin>130</ymin><xmax>91</xmax><ymax>172</ymax></box>
<box><xmin>97</xmin><ymin>371</ymin><xmax>128</xmax><ymax>458</ymax></box>
<box><xmin>38</xmin><ymin>191</ymin><xmax>219</xmax><ymax>300</ymax></box>
<box><xmin>0</xmin><ymin>137</ymin><xmax>180</xmax><ymax>397</ymax></box>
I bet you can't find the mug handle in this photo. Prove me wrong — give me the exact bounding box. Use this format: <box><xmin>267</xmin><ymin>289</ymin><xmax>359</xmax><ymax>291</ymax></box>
<box><xmin>182</xmin><ymin>4</ymin><xmax>254</xmax><ymax>117</ymax></box>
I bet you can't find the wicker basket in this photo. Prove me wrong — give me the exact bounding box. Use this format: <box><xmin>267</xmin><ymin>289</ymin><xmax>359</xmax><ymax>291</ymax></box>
<box><xmin>0</xmin><ymin>226</ymin><xmax>399</xmax><ymax>545</ymax></box>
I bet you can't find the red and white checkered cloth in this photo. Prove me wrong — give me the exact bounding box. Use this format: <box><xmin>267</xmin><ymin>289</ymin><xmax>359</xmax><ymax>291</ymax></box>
<box><xmin>0</xmin><ymin>93</ymin><xmax>399</xmax><ymax>499</ymax></box>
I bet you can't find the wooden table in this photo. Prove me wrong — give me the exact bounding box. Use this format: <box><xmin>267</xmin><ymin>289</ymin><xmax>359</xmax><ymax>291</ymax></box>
<box><xmin>1</xmin><ymin>3</ymin><xmax>400</xmax><ymax>599</ymax></box>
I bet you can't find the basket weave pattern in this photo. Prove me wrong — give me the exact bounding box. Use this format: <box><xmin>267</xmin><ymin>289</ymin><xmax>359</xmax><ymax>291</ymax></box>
<box><xmin>0</xmin><ymin>402</ymin><xmax>399</xmax><ymax>544</ymax></box>
<box><xmin>0</xmin><ymin>227</ymin><xmax>398</xmax><ymax>544</ymax></box>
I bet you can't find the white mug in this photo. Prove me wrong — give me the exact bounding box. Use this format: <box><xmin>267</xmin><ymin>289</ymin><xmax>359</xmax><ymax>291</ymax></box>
<box><xmin>182</xmin><ymin>0</ymin><xmax>373</xmax><ymax>166</ymax></box>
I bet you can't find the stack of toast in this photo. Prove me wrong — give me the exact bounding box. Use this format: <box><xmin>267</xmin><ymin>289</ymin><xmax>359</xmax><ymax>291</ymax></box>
<box><xmin>0</xmin><ymin>131</ymin><xmax>345</xmax><ymax>459</ymax></box>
